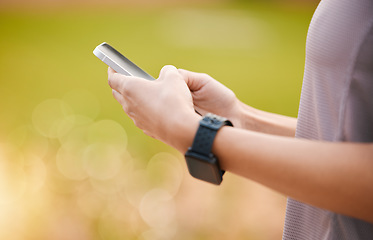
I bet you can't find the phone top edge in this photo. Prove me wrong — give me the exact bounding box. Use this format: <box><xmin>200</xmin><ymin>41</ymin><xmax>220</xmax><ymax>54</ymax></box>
<box><xmin>93</xmin><ymin>42</ymin><xmax>155</xmax><ymax>81</ymax></box>
<box><xmin>93</xmin><ymin>42</ymin><xmax>111</xmax><ymax>60</ymax></box>
<box><xmin>93</xmin><ymin>47</ymin><xmax>105</xmax><ymax>60</ymax></box>
<box><xmin>94</xmin><ymin>45</ymin><xmax>132</xmax><ymax>76</ymax></box>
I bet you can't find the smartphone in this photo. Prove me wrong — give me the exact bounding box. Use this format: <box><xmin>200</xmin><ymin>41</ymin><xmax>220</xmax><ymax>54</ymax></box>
<box><xmin>93</xmin><ymin>42</ymin><xmax>155</xmax><ymax>81</ymax></box>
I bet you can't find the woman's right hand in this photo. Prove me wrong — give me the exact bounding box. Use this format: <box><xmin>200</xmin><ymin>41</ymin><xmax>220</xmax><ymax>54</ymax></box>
<box><xmin>178</xmin><ymin>69</ymin><xmax>244</xmax><ymax>127</ymax></box>
<box><xmin>178</xmin><ymin>69</ymin><xmax>297</xmax><ymax>136</ymax></box>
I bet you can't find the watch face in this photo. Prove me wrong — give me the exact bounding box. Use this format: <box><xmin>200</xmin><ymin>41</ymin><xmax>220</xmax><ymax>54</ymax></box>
<box><xmin>185</xmin><ymin>154</ymin><xmax>222</xmax><ymax>185</ymax></box>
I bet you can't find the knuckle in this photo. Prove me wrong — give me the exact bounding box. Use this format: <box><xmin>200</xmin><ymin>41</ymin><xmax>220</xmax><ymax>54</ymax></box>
<box><xmin>108</xmin><ymin>72</ymin><xmax>119</xmax><ymax>82</ymax></box>
<box><xmin>127</xmin><ymin>110</ymin><xmax>135</xmax><ymax>118</ymax></box>
<box><xmin>143</xmin><ymin>130</ymin><xmax>155</xmax><ymax>139</ymax></box>
<box><xmin>160</xmin><ymin>65</ymin><xmax>179</xmax><ymax>80</ymax></box>
<box><xmin>119</xmin><ymin>79</ymin><xmax>131</xmax><ymax>95</ymax></box>
<box><xmin>133</xmin><ymin>119</ymin><xmax>143</xmax><ymax>129</ymax></box>
<box><xmin>107</xmin><ymin>75</ymin><xmax>114</xmax><ymax>87</ymax></box>
<box><xmin>122</xmin><ymin>105</ymin><xmax>129</xmax><ymax>114</ymax></box>
<box><xmin>132</xmin><ymin>118</ymin><xmax>138</xmax><ymax>127</ymax></box>
<box><xmin>163</xmin><ymin>65</ymin><xmax>176</xmax><ymax>71</ymax></box>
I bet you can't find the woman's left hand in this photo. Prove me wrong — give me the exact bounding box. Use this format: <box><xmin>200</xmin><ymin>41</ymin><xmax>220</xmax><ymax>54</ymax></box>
<box><xmin>108</xmin><ymin>65</ymin><xmax>200</xmax><ymax>151</ymax></box>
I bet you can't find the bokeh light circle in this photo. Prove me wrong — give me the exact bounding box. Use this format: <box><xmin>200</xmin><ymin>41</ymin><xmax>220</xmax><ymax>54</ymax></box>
<box><xmin>76</xmin><ymin>187</ymin><xmax>106</xmax><ymax>219</ymax></box>
<box><xmin>123</xmin><ymin>169</ymin><xmax>150</xmax><ymax>208</ymax></box>
<box><xmin>62</xmin><ymin>89</ymin><xmax>100</xmax><ymax>120</ymax></box>
<box><xmin>56</xmin><ymin>140</ymin><xmax>88</xmax><ymax>180</ymax></box>
<box><xmin>86</xmin><ymin>119</ymin><xmax>128</xmax><ymax>149</ymax></box>
<box><xmin>139</xmin><ymin>188</ymin><xmax>176</xmax><ymax>229</ymax></box>
<box><xmin>31</xmin><ymin>99</ymin><xmax>75</xmax><ymax>139</ymax></box>
<box><xmin>83</xmin><ymin>143</ymin><xmax>123</xmax><ymax>180</ymax></box>
<box><xmin>0</xmin><ymin>143</ymin><xmax>26</xmax><ymax>205</ymax></box>
<box><xmin>23</xmin><ymin>154</ymin><xmax>47</xmax><ymax>194</ymax></box>
<box><xmin>8</xmin><ymin>125</ymin><xmax>49</xmax><ymax>159</ymax></box>
<box><xmin>88</xmin><ymin>150</ymin><xmax>133</xmax><ymax>196</ymax></box>
<box><xmin>146</xmin><ymin>152</ymin><xmax>184</xmax><ymax>196</ymax></box>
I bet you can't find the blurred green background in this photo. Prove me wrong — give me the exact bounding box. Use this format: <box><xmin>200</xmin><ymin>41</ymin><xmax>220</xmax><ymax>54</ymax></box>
<box><xmin>0</xmin><ymin>0</ymin><xmax>317</xmax><ymax>239</ymax></box>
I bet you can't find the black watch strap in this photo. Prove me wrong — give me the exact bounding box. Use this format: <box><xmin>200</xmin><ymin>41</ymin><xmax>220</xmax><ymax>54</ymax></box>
<box><xmin>185</xmin><ymin>113</ymin><xmax>233</xmax><ymax>185</ymax></box>
<box><xmin>191</xmin><ymin>113</ymin><xmax>233</xmax><ymax>156</ymax></box>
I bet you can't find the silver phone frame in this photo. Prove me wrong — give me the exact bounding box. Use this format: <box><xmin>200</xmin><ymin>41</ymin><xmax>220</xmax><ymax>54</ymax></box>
<box><xmin>93</xmin><ymin>42</ymin><xmax>155</xmax><ymax>80</ymax></box>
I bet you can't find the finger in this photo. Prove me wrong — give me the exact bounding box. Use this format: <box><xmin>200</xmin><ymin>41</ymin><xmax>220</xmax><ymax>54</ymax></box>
<box><xmin>158</xmin><ymin>65</ymin><xmax>182</xmax><ymax>81</ymax></box>
<box><xmin>108</xmin><ymin>67</ymin><xmax>141</xmax><ymax>95</ymax></box>
<box><xmin>112</xmin><ymin>89</ymin><xmax>131</xmax><ymax>115</ymax></box>
<box><xmin>108</xmin><ymin>67</ymin><xmax>118</xmax><ymax>82</ymax></box>
<box><xmin>112</xmin><ymin>89</ymin><xmax>124</xmax><ymax>105</ymax></box>
<box><xmin>108</xmin><ymin>67</ymin><xmax>125</xmax><ymax>92</ymax></box>
<box><xmin>178</xmin><ymin>69</ymin><xmax>210</xmax><ymax>91</ymax></box>
<box><xmin>143</xmin><ymin>130</ymin><xmax>157</xmax><ymax>140</ymax></box>
<box><xmin>108</xmin><ymin>67</ymin><xmax>116</xmax><ymax>74</ymax></box>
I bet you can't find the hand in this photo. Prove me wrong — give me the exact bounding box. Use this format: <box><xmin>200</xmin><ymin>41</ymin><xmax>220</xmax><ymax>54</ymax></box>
<box><xmin>178</xmin><ymin>69</ymin><xmax>242</xmax><ymax>127</ymax></box>
<box><xmin>179</xmin><ymin>69</ymin><xmax>241</xmax><ymax>127</ymax></box>
<box><xmin>108</xmin><ymin>65</ymin><xmax>200</xmax><ymax>151</ymax></box>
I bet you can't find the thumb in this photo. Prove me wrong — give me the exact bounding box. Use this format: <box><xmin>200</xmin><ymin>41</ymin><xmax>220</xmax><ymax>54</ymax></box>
<box><xmin>177</xmin><ymin>69</ymin><xmax>210</xmax><ymax>92</ymax></box>
<box><xmin>158</xmin><ymin>65</ymin><xmax>181</xmax><ymax>81</ymax></box>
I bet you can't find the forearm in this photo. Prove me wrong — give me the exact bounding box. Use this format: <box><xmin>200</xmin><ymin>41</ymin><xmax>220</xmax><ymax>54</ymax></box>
<box><xmin>109</xmin><ymin>65</ymin><xmax>372</xmax><ymax>223</ymax></box>
<box><xmin>236</xmin><ymin>101</ymin><xmax>297</xmax><ymax>137</ymax></box>
<box><xmin>212</xmin><ymin>126</ymin><xmax>373</xmax><ymax>223</ymax></box>
<box><xmin>177</xmin><ymin>68</ymin><xmax>297</xmax><ymax>137</ymax></box>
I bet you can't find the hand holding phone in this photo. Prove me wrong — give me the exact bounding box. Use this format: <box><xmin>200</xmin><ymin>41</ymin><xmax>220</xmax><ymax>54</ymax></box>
<box><xmin>93</xmin><ymin>42</ymin><xmax>155</xmax><ymax>81</ymax></box>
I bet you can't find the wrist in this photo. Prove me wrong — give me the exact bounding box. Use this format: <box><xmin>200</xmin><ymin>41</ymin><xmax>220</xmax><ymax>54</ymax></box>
<box><xmin>230</xmin><ymin>100</ymin><xmax>260</xmax><ymax>130</ymax></box>
<box><xmin>184</xmin><ymin>113</ymin><xmax>233</xmax><ymax>185</ymax></box>
<box><xmin>168</xmin><ymin>112</ymin><xmax>202</xmax><ymax>153</ymax></box>
<box><xmin>237</xmin><ymin>101</ymin><xmax>297</xmax><ymax>136</ymax></box>
<box><xmin>215</xmin><ymin>98</ymin><xmax>247</xmax><ymax>129</ymax></box>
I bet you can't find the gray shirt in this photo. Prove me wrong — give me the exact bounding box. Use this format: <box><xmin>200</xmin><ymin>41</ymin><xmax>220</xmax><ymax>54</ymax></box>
<box><xmin>283</xmin><ymin>0</ymin><xmax>373</xmax><ymax>239</ymax></box>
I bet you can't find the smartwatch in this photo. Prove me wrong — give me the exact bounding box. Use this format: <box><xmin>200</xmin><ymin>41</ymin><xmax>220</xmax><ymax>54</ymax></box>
<box><xmin>184</xmin><ymin>113</ymin><xmax>233</xmax><ymax>185</ymax></box>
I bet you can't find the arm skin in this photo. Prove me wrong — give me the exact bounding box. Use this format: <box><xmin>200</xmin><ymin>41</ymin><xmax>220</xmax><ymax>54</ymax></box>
<box><xmin>234</xmin><ymin>101</ymin><xmax>297</xmax><ymax>137</ymax></box>
<box><xmin>212</xmin><ymin>128</ymin><xmax>373</xmax><ymax>224</ymax></box>
<box><xmin>177</xmin><ymin>69</ymin><xmax>297</xmax><ymax>137</ymax></box>
<box><xmin>108</xmin><ymin>66</ymin><xmax>373</xmax><ymax>224</ymax></box>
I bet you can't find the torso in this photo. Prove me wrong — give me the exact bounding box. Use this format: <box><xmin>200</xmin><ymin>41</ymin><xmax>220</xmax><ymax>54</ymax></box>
<box><xmin>283</xmin><ymin>0</ymin><xmax>373</xmax><ymax>239</ymax></box>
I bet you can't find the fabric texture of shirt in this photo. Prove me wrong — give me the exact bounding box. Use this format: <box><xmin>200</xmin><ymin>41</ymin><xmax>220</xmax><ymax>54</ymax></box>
<box><xmin>282</xmin><ymin>0</ymin><xmax>373</xmax><ymax>239</ymax></box>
